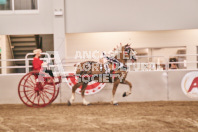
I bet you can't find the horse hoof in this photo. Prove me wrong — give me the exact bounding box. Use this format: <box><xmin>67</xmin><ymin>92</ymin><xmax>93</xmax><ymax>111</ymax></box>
<box><xmin>67</xmin><ymin>100</ymin><xmax>71</xmax><ymax>106</ymax></box>
<box><xmin>123</xmin><ymin>92</ymin><xmax>127</xmax><ymax>97</ymax></box>
<box><xmin>84</xmin><ymin>103</ymin><xmax>91</xmax><ymax>106</ymax></box>
<box><xmin>114</xmin><ymin>103</ymin><xmax>119</xmax><ymax>106</ymax></box>
<box><xmin>83</xmin><ymin>104</ymin><xmax>90</xmax><ymax>106</ymax></box>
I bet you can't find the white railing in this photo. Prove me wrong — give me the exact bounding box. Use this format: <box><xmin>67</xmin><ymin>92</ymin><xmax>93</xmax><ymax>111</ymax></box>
<box><xmin>168</xmin><ymin>54</ymin><xmax>197</xmax><ymax>70</ymax></box>
<box><xmin>0</xmin><ymin>53</ymin><xmax>198</xmax><ymax>75</ymax></box>
<box><xmin>131</xmin><ymin>55</ymin><xmax>167</xmax><ymax>71</ymax></box>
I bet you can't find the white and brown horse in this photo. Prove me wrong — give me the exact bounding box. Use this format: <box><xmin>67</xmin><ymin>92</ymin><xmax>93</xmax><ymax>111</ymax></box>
<box><xmin>68</xmin><ymin>44</ymin><xmax>137</xmax><ymax>105</ymax></box>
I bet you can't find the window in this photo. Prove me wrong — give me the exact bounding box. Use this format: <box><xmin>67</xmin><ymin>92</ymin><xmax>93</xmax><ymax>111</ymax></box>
<box><xmin>0</xmin><ymin>0</ymin><xmax>38</xmax><ymax>13</ymax></box>
<box><xmin>132</xmin><ymin>47</ymin><xmax>186</xmax><ymax>71</ymax></box>
<box><xmin>14</xmin><ymin>0</ymin><xmax>38</xmax><ymax>10</ymax></box>
<box><xmin>0</xmin><ymin>0</ymin><xmax>12</xmax><ymax>10</ymax></box>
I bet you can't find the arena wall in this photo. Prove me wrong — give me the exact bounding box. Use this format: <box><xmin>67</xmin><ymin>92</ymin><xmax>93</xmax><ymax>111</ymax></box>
<box><xmin>0</xmin><ymin>71</ymin><xmax>197</xmax><ymax>105</ymax></box>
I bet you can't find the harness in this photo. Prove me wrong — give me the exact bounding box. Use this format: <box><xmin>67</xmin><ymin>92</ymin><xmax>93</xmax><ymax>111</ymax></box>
<box><xmin>102</xmin><ymin>53</ymin><xmax>127</xmax><ymax>73</ymax></box>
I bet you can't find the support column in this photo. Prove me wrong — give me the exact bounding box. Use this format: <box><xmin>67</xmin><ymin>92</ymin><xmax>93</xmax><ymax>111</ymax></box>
<box><xmin>186</xmin><ymin>45</ymin><xmax>197</xmax><ymax>69</ymax></box>
<box><xmin>0</xmin><ymin>35</ymin><xmax>6</xmax><ymax>74</ymax></box>
<box><xmin>53</xmin><ymin>0</ymin><xmax>66</xmax><ymax>62</ymax></box>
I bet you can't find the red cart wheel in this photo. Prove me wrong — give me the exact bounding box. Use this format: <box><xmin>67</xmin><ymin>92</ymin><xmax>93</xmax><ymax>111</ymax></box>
<box><xmin>18</xmin><ymin>71</ymin><xmax>56</xmax><ymax>108</ymax></box>
<box><xmin>51</xmin><ymin>76</ymin><xmax>61</xmax><ymax>102</ymax></box>
<box><xmin>51</xmin><ymin>84</ymin><xmax>60</xmax><ymax>102</ymax></box>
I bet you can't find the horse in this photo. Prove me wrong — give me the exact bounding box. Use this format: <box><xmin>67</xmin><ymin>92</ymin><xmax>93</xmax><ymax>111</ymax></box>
<box><xmin>68</xmin><ymin>44</ymin><xmax>137</xmax><ymax>105</ymax></box>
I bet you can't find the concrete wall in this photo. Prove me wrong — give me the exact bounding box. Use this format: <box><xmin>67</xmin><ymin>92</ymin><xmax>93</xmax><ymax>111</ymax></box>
<box><xmin>1</xmin><ymin>0</ymin><xmax>198</xmax><ymax>35</ymax></box>
<box><xmin>65</xmin><ymin>0</ymin><xmax>198</xmax><ymax>33</ymax></box>
<box><xmin>0</xmin><ymin>70</ymin><xmax>197</xmax><ymax>105</ymax></box>
<box><xmin>0</xmin><ymin>0</ymin><xmax>53</xmax><ymax>35</ymax></box>
<box><xmin>65</xmin><ymin>30</ymin><xmax>198</xmax><ymax>69</ymax></box>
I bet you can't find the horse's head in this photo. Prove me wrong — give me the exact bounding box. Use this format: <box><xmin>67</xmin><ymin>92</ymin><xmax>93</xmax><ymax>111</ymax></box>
<box><xmin>122</xmin><ymin>44</ymin><xmax>137</xmax><ymax>63</ymax></box>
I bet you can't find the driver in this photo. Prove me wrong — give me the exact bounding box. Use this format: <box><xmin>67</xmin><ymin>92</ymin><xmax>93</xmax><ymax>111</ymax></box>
<box><xmin>32</xmin><ymin>49</ymin><xmax>54</xmax><ymax>77</ymax></box>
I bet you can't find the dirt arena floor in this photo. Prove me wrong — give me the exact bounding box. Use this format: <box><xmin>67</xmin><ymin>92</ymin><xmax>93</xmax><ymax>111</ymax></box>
<box><xmin>0</xmin><ymin>101</ymin><xmax>198</xmax><ymax>132</ymax></box>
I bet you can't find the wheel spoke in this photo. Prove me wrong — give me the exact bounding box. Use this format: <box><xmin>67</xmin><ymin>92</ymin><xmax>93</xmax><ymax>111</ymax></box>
<box><xmin>24</xmin><ymin>74</ymin><xmax>35</xmax><ymax>87</ymax></box>
<box><xmin>32</xmin><ymin>93</ymin><xmax>37</xmax><ymax>103</ymax></box>
<box><xmin>19</xmin><ymin>89</ymin><xmax>33</xmax><ymax>92</ymax></box>
<box><xmin>44</xmin><ymin>84</ymin><xmax>54</xmax><ymax>88</ymax></box>
<box><xmin>29</xmin><ymin>75</ymin><xmax>36</xmax><ymax>86</ymax></box>
<box><xmin>43</xmin><ymin>90</ymin><xmax>54</xmax><ymax>95</ymax></box>
<box><xmin>25</xmin><ymin>99</ymin><xmax>30</xmax><ymax>104</ymax></box>
<box><xmin>25</xmin><ymin>90</ymin><xmax>34</xmax><ymax>96</ymax></box>
<box><xmin>27</xmin><ymin>91</ymin><xmax>36</xmax><ymax>100</ymax></box>
<box><xmin>27</xmin><ymin>76</ymin><xmax>34</xmax><ymax>85</ymax></box>
<box><xmin>42</xmin><ymin>91</ymin><xmax>51</xmax><ymax>101</ymax></box>
<box><xmin>21</xmin><ymin>95</ymin><xmax>28</xmax><ymax>99</ymax></box>
<box><xmin>43</xmin><ymin>87</ymin><xmax>55</xmax><ymax>91</ymax></box>
<box><xmin>23</xmin><ymin>98</ymin><xmax>33</xmax><ymax>106</ymax></box>
<box><xmin>37</xmin><ymin>93</ymin><xmax>40</xmax><ymax>105</ymax></box>
<box><xmin>40</xmin><ymin>92</ymin><xmax>46</xmax><ymax>104</ymax></box>
<box><xmin>21</xmin><ymin>85</ymin><xmax>34</xmax><ymax>89</ymax></box>
<box><xmin>26</xmin><ymin>80</ymin><xmax>34</xmax><ymax>87</ymax></box>
<box><xmin>26</xmin><ymin>79</ymin><xmax>35</xmax><ymax>87</ymax></box>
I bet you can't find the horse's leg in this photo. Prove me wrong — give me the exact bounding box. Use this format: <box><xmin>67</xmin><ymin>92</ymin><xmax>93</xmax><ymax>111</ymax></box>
<box><xmin>122</xmin><ymin>80</ymin><xmax>132</xmax><ymax>97</ymax></box>
<box><xmin>68</xmin><ymin>82</ymin><xmax>83</xmax><ymax>106</ymax></box>
<box><xmin>81</xmin><ymin>83</ymin><xmax>90</xmax><ymax>105</ymax></box>
<box><xmin>111</xmin><ymin>79</ymin><xmax>120</xmax><ymax>105</ymax></box>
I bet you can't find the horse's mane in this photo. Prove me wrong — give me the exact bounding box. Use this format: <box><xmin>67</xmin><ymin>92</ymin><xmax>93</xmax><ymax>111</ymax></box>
<box><xmin>106</xmin><ymin>43</ymin><xmax>123</xmax><ymax>58</ymax></box>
